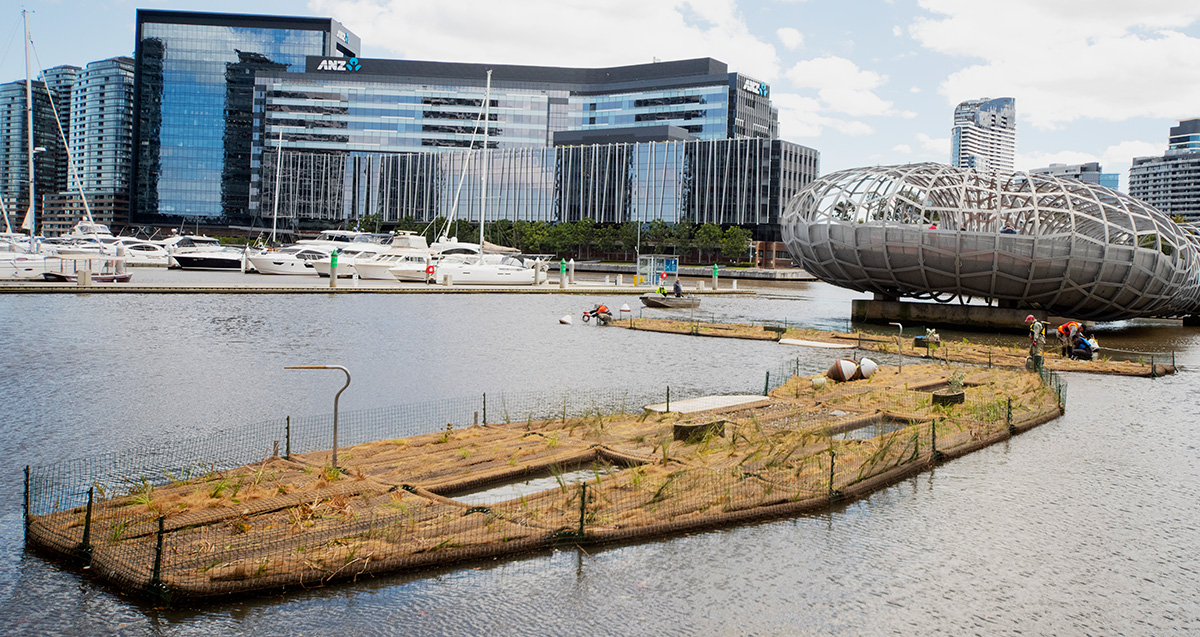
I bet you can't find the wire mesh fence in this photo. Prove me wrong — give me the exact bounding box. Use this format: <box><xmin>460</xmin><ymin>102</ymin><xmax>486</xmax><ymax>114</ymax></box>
<box><xmin>25</xmin><ymin>364</ymin><xmax>1066</xmax><ymax>603</ymax></box>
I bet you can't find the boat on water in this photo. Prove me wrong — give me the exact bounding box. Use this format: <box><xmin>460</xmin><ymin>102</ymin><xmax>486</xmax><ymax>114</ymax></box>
<box><xmin>309</xmin><ymin>244</ymin><xmax>385</xmax><ymax>278</ymax></box>
<box><xmin>247</xmin><ymin>245</ymin><xmax>333</xmax><ymax>275</ymax></box>
<box><xmin>40</xmin><ymin>254</ymin><xmax>133</xmax><ymax>283</ymax></box>
<box><xmin>172</xmin><ymin>246</ymin><xmax>250</xmax><ymax>270</ymax></box>
<box><xmin>427</xmin><ymin>71</ymin><xmax>537</xmax><ymax>286</ymax></box>
<box><xmin>434</xmin><ymin>253</ymin><xmax>537</xmax><ymax>285</ymax></box>
<box><xmin>640</xmin><ymin>294</ymin><xmax>701</xmax><ymax>309</ymax></box>
<box><xmin>158</xmin><ymin>233</ymin><xmax>224</xmax><ymax>267</ymax></box>
<box><xmin>355</xmin><ymin>232</ymin><xmax>433</xmax><ymax>280</ymax></box>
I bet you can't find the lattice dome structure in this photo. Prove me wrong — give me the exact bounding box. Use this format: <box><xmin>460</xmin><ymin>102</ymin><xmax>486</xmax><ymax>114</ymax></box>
<box><xmin>781</xmin><ymin>163</ymin><xmax>1200</xmax><ymax>321</ymax></box>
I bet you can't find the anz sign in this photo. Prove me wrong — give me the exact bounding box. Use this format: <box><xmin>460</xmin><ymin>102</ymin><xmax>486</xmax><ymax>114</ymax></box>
<box><xmin>742</xmin><ymin>78</ymin><xmax>769</xmax><ymax>97</ymax></box>
<box><xmin>316</xmin><ymin>57</ymin><xmax>362</xmax><ymax>72</ymax></box>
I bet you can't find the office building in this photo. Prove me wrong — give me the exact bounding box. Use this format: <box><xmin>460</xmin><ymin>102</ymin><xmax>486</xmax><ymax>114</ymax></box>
<box><xmin>0</xmin><ymin>80</ymin><xmax>65</xmax><ymax>232</ymax></box>
<box><xmin>131</xmin><ymin>9</ymin><xmax>359</xmax><ymax>227</ymax></box>
<box><xmin>1129</xmin><ymin>118</ymin><xmax>1200</xmax><ymax>222</ymax></box>
<box><xmin>951</xmin><ymin>97</ymin><xmax>1016</xmax><ymax>173</ymax></box>
<box><xmin>249</xmin><ymin>56</ymin><xmax>807</xmax><ymax>237</ymax></box>
<box><xmin>1029</xmin><ymin>162</ymin><xmax>1119</xmax><ymax>191</ymax></box>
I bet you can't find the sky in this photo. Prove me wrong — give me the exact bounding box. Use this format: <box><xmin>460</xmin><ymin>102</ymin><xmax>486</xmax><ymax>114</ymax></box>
<box><xmin>5</xmin><ymin>0</ymin><xmax>1200</xmax><ymax>191</ymax></box>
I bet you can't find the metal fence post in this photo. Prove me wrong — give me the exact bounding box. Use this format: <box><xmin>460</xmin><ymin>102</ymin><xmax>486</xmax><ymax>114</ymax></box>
<box><xmin>147</xmin><ymin>515</ymin><xmax>168</xmax><ymax>602</ymax></box>
<box><xmin>578</xmin><ymin>482</ymin><xmax>587</xmax><ymax>538</ymax></box>
<box><xmin>23</xmin><ymin>466</ymin><xmax>29</xmax><ymax>542</ymax></box>
<box><xmin>80</xmin><ymin>486</ymin><xmax>94</xmax><ymax>562</ymax></box>
<box><xmin>285</xmin><ymin>416</ymin><xmax>291</xmax><ymax>460</ymax></box>
<box><xmin>483</xmin><ymin>393</ymin><xmax>487</xmax><ymax>424</ymax></box>
<box><xmin>763</xmin><ymin>371</ymin><xmax>770</xmax><ymax>396</ymax></box>
<box><xmin>828</xmin><ymin>449</ymin><xmax>836</xmax><ymax>498</ymax></box>
<box><xmin>666</xmin><ymin>386</ymin><xmax>670</xmax><ymax>413</ymax></box>
<box><xmin>1007</xmin><ymin>398</ymin><xmax>1014</xmax><ymax>434</ymax></box>
<box><xmin>932</xmin><ymin>418</ymin><xmax>944</xmax><ymax>462</ymax></box>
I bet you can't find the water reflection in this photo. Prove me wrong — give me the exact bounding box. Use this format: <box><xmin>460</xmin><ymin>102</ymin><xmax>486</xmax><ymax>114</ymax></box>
<box><xmin>1</xmin><ymin>277</ymin><xmax>1199</xmax><ymax>634</ymax></box>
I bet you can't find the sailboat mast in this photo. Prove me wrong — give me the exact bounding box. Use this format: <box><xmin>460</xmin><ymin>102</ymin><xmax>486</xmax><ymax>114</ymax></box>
<box><xmin>479</xmin><ymin>70</ymin><xmax>491</xmax><ymax>255</ymax></box>
<box><xmin>23</xmin><ymin>9</ymin><xmax>35</xmax><ymax>238</ymax></box>
<box><xmin>271</xmin><ymin>125</ymin><xmax>283</xmax><ymax>243</ymax></box>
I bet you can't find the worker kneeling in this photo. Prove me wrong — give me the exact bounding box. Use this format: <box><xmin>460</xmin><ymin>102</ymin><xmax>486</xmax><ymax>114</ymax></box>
<box><xmin>1070</xmin><ymin>333</ymin><xmax>1100</xmax><ymax>361</ymax></box>
<box><xmin>582</xmin><ymin>303</ymin><xmax>612</xmax><ymax>326</ymax></box>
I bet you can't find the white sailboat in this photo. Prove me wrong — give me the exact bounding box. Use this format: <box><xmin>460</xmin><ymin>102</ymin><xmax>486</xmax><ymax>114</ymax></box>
<box><xmin>432</xmin><ymin>70</ymin><xmax>535</xmax><ymax>286</ymax></box>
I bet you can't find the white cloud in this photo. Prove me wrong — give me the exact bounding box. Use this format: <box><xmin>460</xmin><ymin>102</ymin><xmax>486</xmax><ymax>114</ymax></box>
<box><xmin>308</xmin><ymin>0</ymin><xmax>781</xmax><ymax>79</ymax></box>
<box><xmin>909</xmin><ymin>1</ymin><xmax>1200</xmax><ymax>129</ymax></box>
<box><xmin>892</xmin><ymin>25</ymin><xmax>902</xmax><ymax>37</ymax></box>
<box><xmin>773</xmin><ymin>91</ymin><xmax>875</xmax><ymax>139</ymax></box>
<box><xmin>916</xmin><ymin>132</ymin><xmax>949</xmax><ymax>156</ymax></box>
<box><xmin>784</xmin><ymin>55</ymin><xmax>914</xmax><ymax>120</ymax></box>
<box><xmin>777</xmin><ymin>27</ymin><xmax>804</xmax><ymax>50</ymax></box>
<box><xmin>893</xmin><ymin>144</ymin><xmax>912</xmax><ymax>154</ymax></box>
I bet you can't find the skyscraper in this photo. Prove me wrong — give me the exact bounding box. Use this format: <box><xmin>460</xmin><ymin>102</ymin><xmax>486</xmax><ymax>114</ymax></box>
<box><xmin>40</xmin><ymin>65</ymin><xmax>79</xmax><ymax>193</ymax></box>
<box><xmin>40</xmin><ymin>57</ymin><xmax>137</xmax><ymax>236</ymax></box>
<box><xmin>0</xmin><ymin>79</ymin><xmax>63</xmax><ymax>232</ymax></box>
<box><xmin>1129</xmin><ymin>118</ymin><xmax>1200</xmax><ymax>222</ymax></box>
<box><xmin>131</xmin><ymin>9</ymin><xmax>358</xmax><ymax>227</ymax></box>
<box><xmin>951</xmin><ymin>97</ymin><xmax>1016</xmax><ymax>173</ymax></box>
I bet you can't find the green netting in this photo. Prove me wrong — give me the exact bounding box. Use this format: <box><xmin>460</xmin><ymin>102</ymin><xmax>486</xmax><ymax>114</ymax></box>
<box><xmin>25</xmin><ymin>367</ymin><xmax>1067</xmax><ymax>604</ymax></box>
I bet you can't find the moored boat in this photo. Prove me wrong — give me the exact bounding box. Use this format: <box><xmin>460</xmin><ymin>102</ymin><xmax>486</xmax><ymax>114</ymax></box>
<box><xmin>640</xmin><ymin>294</ymin><xmax>700</xmax><ymax>309</ymax></box>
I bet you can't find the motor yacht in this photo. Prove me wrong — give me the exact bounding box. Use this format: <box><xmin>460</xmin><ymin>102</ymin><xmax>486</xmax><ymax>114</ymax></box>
<box><xmin>247</xmin><ymin>245</ymin><xmax>333</xmax><ymax>275</ymax></box>
<box><xmin>172</xmin><ymin>245</ymin><xmax>251</xmax><ymax>270</ymax></box>
<box><xmin>157</xmin><ymin>233</ymin><xmax>223</xmax><ymax>267</ymax></box>
<box><xmin>432</xmin><ymin>253</ymin><xmax>537</xmax><ymax>285</ymax></box>
<box><xmin>309</xmin><ymin>244</ymin><xmax>385</xmax><ymax>278</ymax></box>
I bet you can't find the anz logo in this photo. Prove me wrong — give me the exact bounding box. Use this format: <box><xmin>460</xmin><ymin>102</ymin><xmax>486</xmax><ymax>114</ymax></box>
<box><xmin>742</xmin><ymin>79</ymin><xmax>769</xmax><ymax>97</ymax></box>
<box><xmin>317</xmin><ymin>57</ymin><xmax>362</xmax><ymax>72</ymax></box>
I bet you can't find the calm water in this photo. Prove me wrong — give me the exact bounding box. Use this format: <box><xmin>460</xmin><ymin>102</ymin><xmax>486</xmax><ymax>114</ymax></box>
<box><xmin>1</xmin><ymin>274</ymin><xmax>1198</xmax><ymax>635</ymax></box>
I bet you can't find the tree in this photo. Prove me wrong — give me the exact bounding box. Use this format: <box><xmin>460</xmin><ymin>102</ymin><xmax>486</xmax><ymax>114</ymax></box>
<box><xmin>646</xmin><ymin>219</ymin><xmax>670</xmax><ymax>251</ymax></box>
<box><xmin>596</xmin><ymin>224</ymin><xmax>619</xmax><ymax>257</ymax></box>
<box><xmin>618</xmin><ymin>221</ymin><xmax>640</xmax><ymax>259</ymax></box>
<box><xmin>574</xmin><ymin>217</ymin><xmax>596</xmax><ymax>259</ymax></box>
<box><xmin>720</xmin><ymin>226</ymin><xmax>752</xmax><ymax>262</ymax></box>
<box><xmin>694</xmin><ymin>223</ymin><xmax>723</xmax><ymax>262</ymax></box>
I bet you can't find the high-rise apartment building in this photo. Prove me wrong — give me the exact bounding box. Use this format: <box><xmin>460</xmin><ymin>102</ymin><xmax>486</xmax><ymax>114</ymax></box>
<box><xmin>42</xmin><ymin>57</ymin><xmax>137</xmax><ymax>236</ymax></box>
<box><xmin>1029</xmin><ymin>162</ymin><xmax>1119</xmax><ymax>191</ymax></box>
<box><xmin>131</xmin><ymin>9</ymin><xmax>359</xmax><ymax>227</ymax></box>
<box><xmin>0</xmin><ymin>80</ymin><xmax>65</xmax><ymax>232</ymax></box>
<box><xmin>40</xmin><ymin>65</ymin><xmax>79</xmax><ymax>192</ymax></box>
<box><xmin>951</xmin><ymin>97</ymin><xmax>1016</xmax><ymax>173</ymax></box>
<box><xmin>1129</xmin><ymin>118</ymin><xmax>1200</xmax><ymax>222</ymax></box>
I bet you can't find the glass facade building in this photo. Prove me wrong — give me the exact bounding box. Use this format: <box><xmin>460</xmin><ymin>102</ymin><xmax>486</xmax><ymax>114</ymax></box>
<box><xmin>132</xmin><ymin>10</ymin><xmax>358</xmax><ymax>226</ymax></box>
<box><xmin>258</xmin><ymin>137</ymin><xmax>817</xmax><ymax>239</ymax></box>
<box><xmin>248</xmin><ymin>56</ymin><xmax>805</xmax><ymax>237</ymax></box>
<box><xmin>0</xmin><ymin>80</ymin><xmax>64</xmax><ymax>231</ymax></box>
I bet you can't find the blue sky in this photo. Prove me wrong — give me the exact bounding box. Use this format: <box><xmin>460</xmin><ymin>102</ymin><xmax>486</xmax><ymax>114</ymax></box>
<box><xmin>5</xmin><ymin>0</ymin><xmax>1200</xmax><ymax>190</ymax></box>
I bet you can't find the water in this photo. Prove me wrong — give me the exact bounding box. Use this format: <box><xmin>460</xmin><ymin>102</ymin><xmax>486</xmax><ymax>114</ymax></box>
<box><xmin>1</xmin><ymin>275</ymin><xmax>1198</xmax><ymax>634</ymax></box>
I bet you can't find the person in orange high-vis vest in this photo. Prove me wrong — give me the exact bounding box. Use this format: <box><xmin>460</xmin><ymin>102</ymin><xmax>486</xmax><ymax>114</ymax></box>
<box><xmin>1056</xmin><ymin>321</ymin><xmax>1081</xmax><ymax>357</ymax></box>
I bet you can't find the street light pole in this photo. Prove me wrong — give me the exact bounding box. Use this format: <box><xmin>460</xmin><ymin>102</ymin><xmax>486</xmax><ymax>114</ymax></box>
<box><xmin>285</xmin><ymin>365</ymin><xmax>351</xmax><ymax>469</ymax></box>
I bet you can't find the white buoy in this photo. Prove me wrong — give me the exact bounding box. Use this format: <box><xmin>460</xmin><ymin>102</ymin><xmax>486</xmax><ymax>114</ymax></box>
<box><xmin>559</xmin><ymin>314</ymin><xmax>573</xmax><ymax>325</ymax></box>
<box><xmin>857</xmin><ymin>357</ymin><xmax>879</xmax><ymax>379</ymax></box>
<box><xmin>620</xmin><ymin>303</ymin><xmax>631</xmax><ymax>313</ymax></box>
<box><xmin>811</xmin><ymin>377</ymin><xmax>827</xmax><ymax>390</ymax></box>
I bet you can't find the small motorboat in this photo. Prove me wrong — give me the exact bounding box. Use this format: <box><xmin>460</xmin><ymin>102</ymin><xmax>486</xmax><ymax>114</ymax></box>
<box><xmin>639</xmin><ymin>294</ymin><xmax>700</xmax><ymax>309</ymax></box>
<box><xmin>42</xmin><ymin>271</ymin><xmax>133</xmax><ymax>283</ymax></box>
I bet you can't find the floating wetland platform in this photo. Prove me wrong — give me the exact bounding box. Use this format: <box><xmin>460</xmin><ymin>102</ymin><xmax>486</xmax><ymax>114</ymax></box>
<box><xmin>612</xmin><ymin>317</ymin><xmax>1176</xmax><ymax>377</ymax></box>
<box><xmin>27</xmin><ymin>364</ymin><xmax>1065</xmax><ymax>602</ymax></box>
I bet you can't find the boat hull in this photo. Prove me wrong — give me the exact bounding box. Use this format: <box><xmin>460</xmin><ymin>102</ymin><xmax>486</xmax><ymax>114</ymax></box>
<box><xmin>640</xmin><ymin>294</ymin><xmax>700</xmax><ymax>309</ymax></box>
